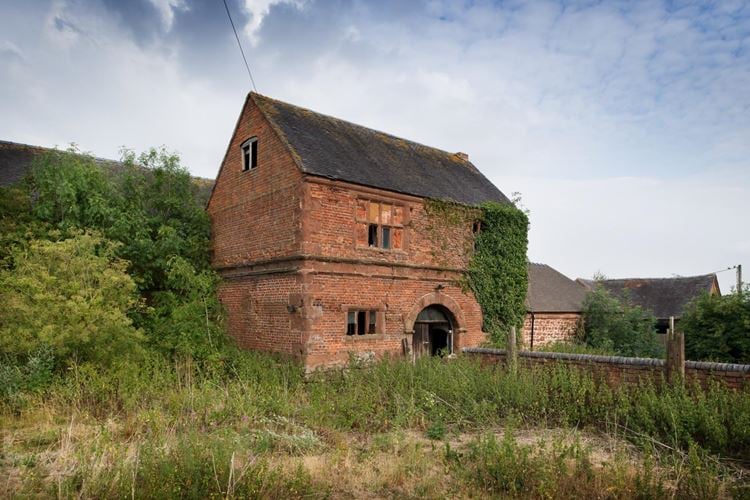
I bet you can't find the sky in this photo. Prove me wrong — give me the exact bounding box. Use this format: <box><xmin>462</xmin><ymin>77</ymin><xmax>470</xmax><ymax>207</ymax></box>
<box><xmin>1</xmin><ymin>0</ymin><xmax>748</xmax><ymax>292</ymax></box>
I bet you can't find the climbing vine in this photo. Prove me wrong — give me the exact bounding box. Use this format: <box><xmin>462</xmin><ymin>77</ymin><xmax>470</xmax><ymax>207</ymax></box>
<box><xmin>423</xmin><ymin>198</ymin><xmax>529</xmax><ymax>346</ymax></box>
<box><xmin>468</xmin><ymin>201</ymin><xmax>529</xmax><ymax>345</ymax></box>
<box><xmin>423</xmin><ymin>199</ymin><xmax>478</xmax><ymax>266</ymax></box>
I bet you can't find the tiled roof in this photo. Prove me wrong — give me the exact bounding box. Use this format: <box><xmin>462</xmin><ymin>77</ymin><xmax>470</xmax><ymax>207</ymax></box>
<box><xmin>0</xmin><ymin>140</ymin><xmax>213</xmax><ymax>204</ymax></box>
<box><xmin>526</xmin><ymin>263</ymin><xmax>588</xmax><ymax>313</ymax></box>
<box><xmin>578</xmin><ymin>274</ymin><xmax>720</xmax><ymax>319</ymax></box>
<box><xmin>252</xmin><ymin>93</ymin><xmax>509</xmax><ymax>206</ymax></box>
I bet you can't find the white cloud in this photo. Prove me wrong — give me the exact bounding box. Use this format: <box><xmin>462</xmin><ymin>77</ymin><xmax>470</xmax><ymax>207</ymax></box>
<box><xmin>0</xmin><ymin>40</ymin><xmax>24</xmax><ymax>61</ymax></box>
<box><xmin>241</xmin><ymin>0</ymin><xmax>306</xmax><ymax>46</ymax></box>
<box><xmin>147</xmin><ymin>0</ymin><xmax>188</xmax><ymax>32</ymax></box>
<box><xmin>0</xmin><ymin>0</ymin><xmax>747</xmax><ymax>286</ymax></box>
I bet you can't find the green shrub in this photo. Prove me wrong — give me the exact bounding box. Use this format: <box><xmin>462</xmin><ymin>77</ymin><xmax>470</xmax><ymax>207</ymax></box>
<box><xmin>681</xmin><ymin>288</ymin><xmax>750</xmax><ymax>363</ymax></box>
<box><xmin>0</xmin><ymin>233</ymin><xmax>143</xmax><ymax>367</ymax></box>
<box><xmin>2</xmin><ymin>145</ymin><xmax>227</xmax><ymax>363</ymax></box>
<box><xmin>582</xmin><ymin>285</ymin><xmax>664</xmax><ymax>358</ymax></box>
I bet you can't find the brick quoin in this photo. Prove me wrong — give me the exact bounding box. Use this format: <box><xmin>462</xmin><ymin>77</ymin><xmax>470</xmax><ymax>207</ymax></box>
<box><xmin>208</xmin><ymin>94</ymin><xmax>496</xmax><ymax>371</ymax></box>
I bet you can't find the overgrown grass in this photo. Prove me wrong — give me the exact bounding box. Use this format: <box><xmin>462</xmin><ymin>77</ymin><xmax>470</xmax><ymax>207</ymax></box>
<box><xmin>2</xmin><ymin>351</ymin><xmax>749</xmax><ymax>497</ymax></box>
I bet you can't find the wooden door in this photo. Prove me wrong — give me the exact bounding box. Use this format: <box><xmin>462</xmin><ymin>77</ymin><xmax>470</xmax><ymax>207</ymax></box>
<box><xmin>413</xmin><ymin>323</ymin><xmax>430</xmax><ymax>358</ymax></box>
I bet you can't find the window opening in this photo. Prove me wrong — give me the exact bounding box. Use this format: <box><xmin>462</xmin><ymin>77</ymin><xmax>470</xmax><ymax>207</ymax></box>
<box><xmin>356</xmin><ymin>200</ymin><xmax>403</xmax><ymax>250</ymax></box>
<box><xmin>241</xmin><ymin>137</ymin><xmax>258</xmax><ymax>171</ymax></box>
<box><xmin>382</xmin><ymin>226</ymin><xmax>391</xmax><ymax>249</ymax></box>
<box><xmin>346</xmin><ymin>311</ymin><xmax>356</xmax><ymax>336</ymax></box>
<box><xmin>357</xmin><ymin>311</ymin><xmax>366</xmax><ymax>335</ymax></box>
<box><xmin>345</xmin><ymin>310</ymin><xmax>381</xmax><ymax>336</ymax></box>
<box><xmin>368</xmin><ymin>310</ymin><xmax>377</xmax><ymax>333</ymax></box>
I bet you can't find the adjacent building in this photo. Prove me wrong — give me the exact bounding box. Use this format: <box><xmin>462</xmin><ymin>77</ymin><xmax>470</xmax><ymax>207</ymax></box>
<box><xmin>524</xmin><ymin>263</ymin><xmax>587</xmax><ymax>348</ymax></box>
<box><xmin>578</xmin><ymin>274</ymin><xmax>721</xmax><ymax>333</ymax></box>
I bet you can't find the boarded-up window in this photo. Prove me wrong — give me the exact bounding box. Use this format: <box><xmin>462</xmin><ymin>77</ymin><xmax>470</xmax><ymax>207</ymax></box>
<box><xmin>356</xmin><ymin>200</ymin><xmax>368</xmax><ymax>221</ymax></box>
<box><xmin>356</xmin><ymin>223</ymin><xmax>368</xmax><ymax>246</ymax></box>
<box><xmin>368</xmin><ymin>202</ymin><xmax>380</xmax><ymax>223</ymax></box>
<box><xmin>355</xmin><ymin>199</ymin><xmax>405</xmax><ymax>250</ymax></box>
<box><xmin>381</xmin><ymin>204</ymin><xmax>392</xmax><ymax>224</ymax></box>
<box><xmin>393</xmin><ymin>206</ymin><xmax>404</xmax><ymax>225</ymax></box>
<box><xmin>392</xmin><ymin>228</ymin><xmax>403</xmax><ymax>250</ymax></box>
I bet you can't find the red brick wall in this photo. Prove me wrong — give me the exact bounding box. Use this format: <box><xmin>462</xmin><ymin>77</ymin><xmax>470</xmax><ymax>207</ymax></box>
<box><xmin>207</xmin><ymin>95</ymin><xmax>303</xmax><ymax>268</ymax></box>
<box><xmin>300</xmin><ymin>267</ymin><xmax>485</xmax><ymax>370</ymax></box>
<box><xmin>522</xmin><ymin>312</ymin><xmax>580</xmax><ymax>347</ymax></box>
<box><xmin>301</xmin><ymin>179</ymin><xmax>475</xmax><ymax>270</ymax></box>
<box><xmin>218</xmin><ymin>272</ymin><xmax>303</xmax><ymax>357</ymax></box>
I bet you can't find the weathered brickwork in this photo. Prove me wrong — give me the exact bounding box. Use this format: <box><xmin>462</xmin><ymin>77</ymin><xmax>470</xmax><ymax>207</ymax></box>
<box><xmin>208</xmin><ymin>95</ymin><xmax>489</xmax><ymax>370</ymax></box>
<box><xmin>208</xmin><ymin>95</ymin><xmax>303</xmax><ymax>268</ymax></box>
<box><xmin>522</xmin><ymin>312</ymin><xmax>580</xmax><ymax>347</ymax></box>
<box><xmin>465</xmin><ymin>348</ymin><xmax>750</xmax><ymax>390</ymax></box>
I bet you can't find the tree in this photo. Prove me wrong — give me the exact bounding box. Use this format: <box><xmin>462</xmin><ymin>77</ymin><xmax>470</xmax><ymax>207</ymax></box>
<box><xmin>4</xmin><ymin>145</ymin><xmax>226</xmax><ymax>363</ymax></box>
<box><xmin>582</xmin><ymin>285</ymin><xmax>664</xmax><ymax>358</ymax></box>
<box><xmin>0</xmin><ymin>233</ymin><xmax>143</xmax><ymax>366</ymax></box>
<box><xmin>681</xmin><ymin>288</ymin><xmax>750</xmax><ymax>363</ymax></box>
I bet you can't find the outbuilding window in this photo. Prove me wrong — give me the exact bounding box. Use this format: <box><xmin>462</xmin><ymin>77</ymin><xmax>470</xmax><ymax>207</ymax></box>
<box><xmin>241</xmin><ymin>137</ymin><xmax>258</xmax><ymax>171</ymax></box>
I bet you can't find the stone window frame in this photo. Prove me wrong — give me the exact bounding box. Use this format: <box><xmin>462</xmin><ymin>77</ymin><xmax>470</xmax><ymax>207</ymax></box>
<box><xmin>354</xmin><ymin>198</ymin><xmax>406</xmax><ymax>252</ymax></box>
<box><xmin>342</xmin><ymin>305</ymin><xmax>386</xmax><ymax>337</ymax></box>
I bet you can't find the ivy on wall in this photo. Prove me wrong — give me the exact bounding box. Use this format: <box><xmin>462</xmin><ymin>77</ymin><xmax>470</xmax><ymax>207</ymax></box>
<box><xmin>468</xmin><ymin>202</ymin><xmax>529</xmax><ymax>345</ymax></box>
<box><xmin>424</xmin><ymin>198</ymin><xmax>529</xmax><ymax>346</ymax></box>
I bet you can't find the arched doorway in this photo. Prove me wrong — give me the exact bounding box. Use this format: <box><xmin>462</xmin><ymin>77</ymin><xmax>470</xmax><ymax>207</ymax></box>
<box><xmin>413</xmin><ymin>305</ymin><xmax>454</xmax><ymax>357</ymax></box>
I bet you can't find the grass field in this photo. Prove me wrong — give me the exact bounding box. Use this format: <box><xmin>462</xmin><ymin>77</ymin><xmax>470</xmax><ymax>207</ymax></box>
<box><xmin>2</xmin><ymin>352</ymin><xmax>749</xmax><ymax>498</ymax></box>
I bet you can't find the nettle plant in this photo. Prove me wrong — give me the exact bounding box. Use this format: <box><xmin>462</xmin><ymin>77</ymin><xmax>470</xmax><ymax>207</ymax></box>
<box><xmin>425</xmin><ymin>198</ymin><xmax>529</xmax><ymax>346</ymax></box>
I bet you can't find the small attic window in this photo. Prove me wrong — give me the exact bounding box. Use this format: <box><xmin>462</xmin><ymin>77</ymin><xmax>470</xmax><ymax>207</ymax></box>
<box><xmin>241</xmin><ymin>137</ymin><xmax>258</xmax><ymax>171</ymax></box>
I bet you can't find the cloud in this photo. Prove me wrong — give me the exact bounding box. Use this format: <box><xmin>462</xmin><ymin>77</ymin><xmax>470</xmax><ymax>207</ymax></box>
<box><xmin>0</xmin><ymin>0</ymin><xmax>747</xmax><ymax>285</ymax></box>
<box><xmin>0</xmin><ymin>40</ymin><xmax>24</xmax><ymax>63</ymax></box>
<box><xmin>241</xmin><ymin>0</ymin><xmax>307</xmax><ymax>46</ymax></box>
<box><xmin>147</xmin><ymin>0</ymin><xmax>188</xmax><ymax>31</ymax></box>
<box><xmin>504</xmin><ymin>172</ymin><xmax>750</xmax><ymax>293</ymax></box>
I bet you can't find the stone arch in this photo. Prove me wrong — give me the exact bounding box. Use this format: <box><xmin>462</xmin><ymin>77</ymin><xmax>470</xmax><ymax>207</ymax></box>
<box><xmin>403</xmin><ymin>292</ymin><xmax>467</xmax><ymax>334</ymax></box>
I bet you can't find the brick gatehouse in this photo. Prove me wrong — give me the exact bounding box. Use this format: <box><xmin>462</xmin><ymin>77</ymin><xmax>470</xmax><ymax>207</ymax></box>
<box><xmin>207</xmin><ymin>93</ymin><xmax>512</xmax><ymax>371</ymax></box>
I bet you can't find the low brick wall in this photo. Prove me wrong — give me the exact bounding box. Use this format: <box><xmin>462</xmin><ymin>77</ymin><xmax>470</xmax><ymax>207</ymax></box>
<box><xmin>463</xmin><ymin>347</ymin><xmax>750</xmax><ymax>390</ymax></box>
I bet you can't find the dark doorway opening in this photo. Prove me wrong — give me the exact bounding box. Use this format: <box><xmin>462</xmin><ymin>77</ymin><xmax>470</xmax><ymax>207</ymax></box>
<box><xmin>430</xmin><ymin>328</ymin><xmax>449</xmax><ymax>356</ymax></box>
<box><xmin>412</xmin><ymin>305</ymin><xmax>454</xmax><ymax>358</ymax></box>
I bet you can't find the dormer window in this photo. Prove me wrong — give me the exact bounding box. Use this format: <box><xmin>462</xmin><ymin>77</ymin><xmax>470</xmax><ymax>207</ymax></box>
<box><xmin>241</xmin><ymin>137</ymin><xmax>258</xmax><ymax>171</ymax></box>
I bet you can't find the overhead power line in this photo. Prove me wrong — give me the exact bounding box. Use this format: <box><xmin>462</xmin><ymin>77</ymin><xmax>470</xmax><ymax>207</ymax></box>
<box><xmin>221</xmin><ymin>0</ymin><xmax>258</xmax><ymax>92</ymax></box>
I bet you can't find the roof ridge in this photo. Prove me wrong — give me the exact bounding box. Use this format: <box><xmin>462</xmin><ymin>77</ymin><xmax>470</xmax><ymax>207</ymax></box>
<box><xmin>600</xmin><ymin>274</ymin><xmax>716</xmax><ymax>282</ymax></box>
<box><xmin>250</xmin><ymin>92</ymin><xmax>473</xmax><ymax>165</ymax></box>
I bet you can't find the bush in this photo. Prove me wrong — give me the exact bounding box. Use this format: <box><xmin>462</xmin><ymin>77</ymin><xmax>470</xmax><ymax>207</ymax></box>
<box><xmin>681</xmin><ymin>288</ymin><xmax>750</xmax><ymax>363</ymax></box>
<box><xmin>582</xmin><ymin>285</ymin><xmax>664</xmax><ymax>358</ymax></box>
<box><xmin>0</xmin><ymin>232</ymin><xmax>143</xmax><ymax>367</ymax></box>
<box><xmin>1</xmin><ymin>145</ymin><xmax>227</xmax><ymax>363</ymax></box>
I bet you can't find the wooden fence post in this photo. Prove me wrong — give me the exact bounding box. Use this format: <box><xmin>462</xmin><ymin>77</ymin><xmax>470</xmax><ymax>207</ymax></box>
<box><xmin>665</xmin><ymin>316</ymin><xmax>685</xmax><ymax>384</ymax></box>
<box><xmin>507</xmin><ymin>326</ymin><xmax>518</xmax><ymax>375</ymax></box>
